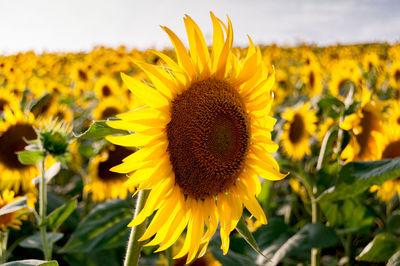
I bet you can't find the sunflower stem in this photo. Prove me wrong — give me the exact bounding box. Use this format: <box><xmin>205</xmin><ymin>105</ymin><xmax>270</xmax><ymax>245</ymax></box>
<box><xmin>39</xmin><ymin>155</ymin><xmax>50</xmax><ymax>261</ymax></box>
<box><xmin>124</xmin><ymin>190</ymin><xmax>150</xmax><ymax>266</ymax></box>
<box><xmin>0</xmin><ymin>231</ymin><xmax>8</xmax><ymax>264</ymax></box>
<box><xmin>311</xmin><ymin>196</ymin><xmax>321</xmax><ymax>266</ymax></box>
<box><xmin>165</xmin><ymin>246</ymin><xmax>173</xmax><ymax>266</ymax></box>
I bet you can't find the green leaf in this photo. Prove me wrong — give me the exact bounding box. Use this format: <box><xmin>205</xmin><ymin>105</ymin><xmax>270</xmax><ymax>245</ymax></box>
<box><xmin>318</xmin><ymin>158</ymin><xmax>400</xmax><ymax>202</ymax></box>
<box><xmin>17</xmin><ymin>151</ymin><xmax>45</xmax><ymax>166</ymax></box>
<box><xmin>254</xmin><ymin>218</ymin><xmax>290</xmax><ymax>250</ymax></box>
<box><xmin>266</xmin><ymin>223</ymin><xmax>339</xmax><ymax>265</ymax></box>
<box><xmin>387</xmin><ymin>250</ymin><xmax>400</xmax><ymax>266</ymax></box>
<box><xmin>19</xmin><ymin>232</ymin><xmax>63</xmax><ymax>251</ymax></box>
<box><xmin>235</xmin><ymin>216</ymin><xmax>267</xmax><ymax>259</ymax></box>
<box><xmin>0</xmin><ymin>196</ymin><xmax>28</xmax><ymax>216</ymax></box>
<box><xmin>356</xmin><ymin>233</ymin><xmax>400</xmax><ymax>262</ymax></box>
<box><xmin>318</xmin><ymin>95</ymin><xmax>344</xmax><ymax>118</ymax></box>
<box><xmin>73</xmin><ymin>120</ymin><xmax>128</xmax><ymax>139</ymax></box>
<box><xmin>60</xmin><ymin>199</ymin><xmax>133</xmax><ymax>253</ymax></box>
<box><xmin>257</xmin><ymin>180</ymin><xmax>271</xmax><ymax>211</ymax></box>
<box><xmin>32</xmin><ymin>162</ymin><xmax>61</xmax><ymax>185</ymax></box>
<box><xmin>43</xmin><ymin>198</ymin><xmax>77</xmax><ymax>230</ymax></box>
<box><xmin>2</xmin><ymin>260</ymin><xmax>59</xmax><ymax>266</ymax></box>
<box><xmin>211</xmin><ymin>247</ymin><xmax>256</xmax><ymax>266</ymax></box>
<box><xmin>387</xmin><ymin>211</ymin><xmax>400</xmax><ymax>235</ymax></box>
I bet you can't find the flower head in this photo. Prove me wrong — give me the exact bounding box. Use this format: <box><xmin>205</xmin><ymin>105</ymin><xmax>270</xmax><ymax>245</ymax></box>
<box><xmin>107</xmin><ymin>13</ymin><xmax>286</xmax><ymax>263</ymax></box>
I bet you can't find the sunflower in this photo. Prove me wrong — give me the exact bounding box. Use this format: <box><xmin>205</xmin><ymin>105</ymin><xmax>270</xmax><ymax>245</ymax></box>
<box><xmin>389</xmin><ymin>59</ymin><xmax>400</xmax><ymax>92</ymax></box>
<box><xmin>301</xmin><ymin>62</ymin><xmax>323</xmax><ymax>97</ymax></box>
<box><xmin>0</xmin><ymin>189</ymin><xmax>29</xmax><ymax>231</ymax></box>
<box><xmin>328</xmin><ymin>59</ymin><xmax>362</xmax><ymax>100</ymax></box>
<box><xmin>340</xmin><ymin>89</ymin><xmax>385</xmax><ymax>162</ymax></box>
<box><xmin>0</xmin><ymin>108</ymin><xmax>39</xmax><ymax>193</ymax></box>
<box><xmin>0</xmin><ymin>89</ymin><xmax>20</xmax><ymax>113</ymax></box>
<box><xmin>280</xmin><ymin>103</ymin><xmax>317</xmax><ymax>161</ymax></box>
<box><xmin>106</xmin><ymin>13</ymin><xmax>286</xmax><ymax>263</ymax></box>
<box><xmin>94</xmin><ymin>75</ymin><xmax>121</xmax><ymax>99</ymax></box>
<box><xmin>84</xmin><ymin>145</ymin><xmax>134</xmax><ymax>202</ymax></box>
<box><xmin>92</xmin><ymin>97</ymin><xmax>127</xmax><ymax>121</ymax></box>
<box><xmin>369</xmin><ymin>110</ymin><xmax>400</xmax><ymax>202</ymax></box>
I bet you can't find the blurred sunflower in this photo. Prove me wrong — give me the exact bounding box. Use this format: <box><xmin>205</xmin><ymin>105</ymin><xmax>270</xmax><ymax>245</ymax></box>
<box><xmin>94</xmin><ymin>75</ymin><xmax>120</xmax><ymax>99</ymax></box>
<box><xmin>301</xmin><ymin>62</ymin><xmax>323</xmax><ymax>97</ymax></box>
<box><xmin>329</xmin><ymin>59</ymin><xmax>362</xmax><ymax>100</ymax></box>
<box><xmin>0</xmin><ymin>89</ymin><xmax>20</xmax><ymax>113</ymax></box>
<box><xmin>107</xmin><ymin>13</ymin><xmax>286</xmax><ymax>263</ymax></box>
<box><xmin>340</xmin><ymin>89</ymin><xmax>384</xmax><ymax>162</ymax></box>
<box><xmin>84</xmin><ymin>145</ymin><xmax>134</xmax><ymax>202</ymax></box>
<box><xmin>281</xmin><ymin>103</ymin><xmax>317</xmax><ymax>161</ymax></box>
<box><xmin>92</xmin><ymin>97</ymin><xmax>126</xmax><ymax>120</ymax></box>
<box><xmin>389</xmin><ymin>59</ymin><xmax>400</xmax><ymax>92</ymax></box>
<box><xmin>370</xmin><ymin>109</ymin><xmax>400</xmax><ymax>202</ymax></box>
<box><xmin>0</xmin><ymin>108</ymin><xmax>39</xmax><ymax>192</ymax></box>
<box><xmin>0</xmin><ymin>189</ymin><xmax>28</xmax><ymax>231</ymax></box>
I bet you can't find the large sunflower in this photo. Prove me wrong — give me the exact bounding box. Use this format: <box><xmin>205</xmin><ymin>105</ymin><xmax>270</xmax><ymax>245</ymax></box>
<box><xmin>106</xmin><ymin>13</ymin><xmax>286</xmax><ymax>262</ymax></box>
<box><xmin>0</xmin><ymin>108</ymin><xmax>39</xmax><ymax>193</ymax></box>
<box><xmin>280</xmin><ymin>103</ymin><xmax>317</xmax><ymax>161</ymax></box>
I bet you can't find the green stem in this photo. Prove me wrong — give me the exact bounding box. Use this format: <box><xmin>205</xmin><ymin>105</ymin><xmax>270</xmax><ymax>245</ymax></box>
<box><xmin>124</xmin><ymin>190</ymin><xmax>150</xmax><ymax>266</ymax></box>
<box><xmin>311</xmin><ymin>197</ymin><xmax>321</xmax><ymax>266</ymax></box>
<box><xmin>345</xmin><ymin>233</ymin><xmax>353</xmax><ymax>266</ymax></box>
<box><xmin>165</xmin><ymin>246</ymin><xmax>173</xmax><ymax>266</ymax></box>
<box><xmin>39</xmin><ymin>156</ymin><xmax>50</xmax><ymax>261</ymax></box>
<box><xmin>0</xmin><ymin>231</ymin><xmax>8</xmax><ymax>264</ymax></box>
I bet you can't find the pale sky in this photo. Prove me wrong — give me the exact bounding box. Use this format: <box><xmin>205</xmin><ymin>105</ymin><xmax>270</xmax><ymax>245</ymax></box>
<box><xmin>0</xmin><ymin>0</ymin><xmax>399</xmax><ymax>54</ymax></box>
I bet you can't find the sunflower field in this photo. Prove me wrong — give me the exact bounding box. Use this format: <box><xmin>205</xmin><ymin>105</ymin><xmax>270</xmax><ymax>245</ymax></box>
<box><xmin>1</xmin><ymin>14</ymin><xmax>400</xmax><ymax>266</ymax></box>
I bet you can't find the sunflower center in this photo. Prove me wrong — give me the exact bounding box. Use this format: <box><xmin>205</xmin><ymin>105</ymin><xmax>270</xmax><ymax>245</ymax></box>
<box><xmin>397</xmin><ymin>117</ymin><xmax>400</xmax><ymax>125</ymax></box>
<box><xmin>357</xmin><ymin>109</ymin><xmax>376</xmax><ymax>158</ymax></box>
<box><xmin>309</xmin><ymin>71</ymin><xmax>315</xmax><ymax>88</ymax></box>
<box><xmin>97</xmin><ymin>146</ymin><xmax>133</xmax><ymax>181</ymax></box>
<box><xmin>0</xmin><ymin>99</ymin><xmax>8</xmax><ymax>112</ymax></box>
<box><xmin>382</xmin><ymin>140</ymin><xmax>400</xmax><ymax>159</ymax></box>
<box><xmin>289</xmin><ymin>114</ymin><xmax>304</xmax><ymax>144</ymax></box>
<box><xmin>395</xmin><ymin>70</ymin><xmax>400</xmax><ymax>83</ymax></box>
<box><xmin>101</xmin><ymin>107</ymin><xmax>119</xmax><ymax>119</ymax></box>
<box><xmin>0</xmin><ymin>124</ymin><xmax>36</xmax><ymax>169</ymax></box>
<box><xmin>166</xmin><ymin>78</ymin><xmax>250</xmax><ymax>199</ymax></box>
<box><xmin>102</xmin><ymin>85</ymin><xmax>111</xmax><ymax>97</ymax></box>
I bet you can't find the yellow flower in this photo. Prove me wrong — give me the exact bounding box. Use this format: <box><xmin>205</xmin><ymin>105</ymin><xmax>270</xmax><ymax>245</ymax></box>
<box><xmin>0</xmin><ymin>89</ymin><xmax>20</xmax><ymax>113</ymax></box>
<box><xmin>340</xmin><ymin>89</ymin><xmax>385</xmax><ymax>162</ymax></box>
<box><xmin>281</xmin><ymin>103</ymin><xmax>317</xmax><ymax>161</ymax></box>
<box><xmin>84</xmin><ymin>145</ymin><xmax>135</xmax><ymax>202</ymax></box>
<box><xmin>0</xmin><ymin>189</ymin><xmax>28</xmax><ymax>231</ymax></box>
<box><xmin>301</xmin><ymin>62</ymin><xmax>323</xmax><ymax>97</ymax></box>
<box><xmin>94</xmin><ymin>75</ymin><xmax>121</xmax><ymax>99</ymax></box>
<box><xmin>328</xmin><ymin>59</ymin><xmax>362</xmax><ymax>100</ymax></box>
<box><xmin>92</xmin><ymin>97</ymin><xmax>127</xmax><ymax>121</ymax></box>
<box><xmin>0</xmin><ymin>108</ymin><xmax>39</xmax><ymax>193</ymax></box>
<box><xmin>107</xmin><ymin>13</ymin><xmax>286</xmax><ymax>263</ymax></box>
<box><xmin>370</xmin><ymin>100</ymin><xmax>400</xmax><ymax>202</ymax></box>
<box><xmin>389</xmin><ymin>59</ymin><xmax>400</xmax><ymax>92</ymax></box>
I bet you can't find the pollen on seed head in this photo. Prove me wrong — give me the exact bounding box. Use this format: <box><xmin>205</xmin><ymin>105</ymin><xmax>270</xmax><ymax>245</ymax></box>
<box><xmin>166</xmin><ymin>78</ymin><xmax>250</xmax><ymax>199</ymax></box>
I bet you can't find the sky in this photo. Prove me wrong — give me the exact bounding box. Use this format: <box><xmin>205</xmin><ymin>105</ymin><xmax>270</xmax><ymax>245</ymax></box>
<box><xmin>0</xmin><ymin>0</ymin><xmax>399</xmax><ymax>54</ymax></box>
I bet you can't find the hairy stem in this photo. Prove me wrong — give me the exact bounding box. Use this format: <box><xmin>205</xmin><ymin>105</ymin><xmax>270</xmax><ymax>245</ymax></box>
<box><xmin>124</xmin><ymin>190</ymin><xmax>150</xmax><ymax>266</ymax></box>
<box><xmin>39</xmin><ymin>156</ymin><xmax>50</xmax><ymax>260</ymax></box>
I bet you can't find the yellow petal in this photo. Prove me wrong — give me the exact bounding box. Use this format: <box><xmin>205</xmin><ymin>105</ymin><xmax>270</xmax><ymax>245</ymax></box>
<box><xmin>121</xmin><ymin>72</ymin><xmax>169</xmax><ymax>110</ymax></box>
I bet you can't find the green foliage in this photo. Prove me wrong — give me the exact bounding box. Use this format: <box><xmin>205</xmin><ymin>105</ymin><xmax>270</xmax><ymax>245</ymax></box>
<box><xmin>17</xmin><ymin>151</ymin><xmax>45</xmax><ymax>166</ymax></box>
<box><xmin>356</xmin><ymin>233</ymin><xmax>400</xmax><ymax>262</ymax></box>
<box><xmin>318</xmin><ymin>158</ymin><xmax>400</xmax><ymax>202</ymax></box>
<box><xmin>3</xmin><ymin>260</ymin><xmax>59</xmax><ymax>266</ymax></box>
<box><xmin>19</xmin><ymin>232</ymin><xmax>64</xmax><ymax>252</ymax></box>
<box><xmin>73</xmin><ymin>120</ymin><xmax>128</xmax><ymax>139</ymax></box>
<box><xmin>41</xmin><ymin>199</ymin><xmax>77</xmax><ymax>230</ymax></box>
<box><xmin>60</xmin><ymin>199</ymin><xmax>133</xmax><ymax>253</ymax></box>
<box><xmin>262</xmin><ymin>223</ymin><xmax>339</xmax><ymax>265</ymax></box>
<box><xmin>235</xmin><ymin>216</ymin><xmax>265</xmax><ymax>259</ymax></box>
